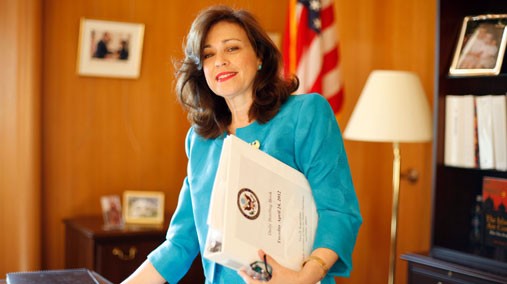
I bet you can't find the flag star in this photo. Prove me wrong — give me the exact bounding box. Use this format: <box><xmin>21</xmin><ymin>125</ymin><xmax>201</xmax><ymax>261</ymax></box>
<box><xmin>313</xmin><ymin>18</ymin><xmax>321</xmax><ymax>29</ymax></box>
<box><xmin>310</xmin><ymin>0</ymin><xmax>321</xmax><ymax>11</ymax></box>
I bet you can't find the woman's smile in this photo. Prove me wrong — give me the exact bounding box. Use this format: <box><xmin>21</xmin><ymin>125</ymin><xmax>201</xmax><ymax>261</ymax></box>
<box><xmin>216</xmin><ymin>72</ymin><xmax>238</xmax><ymax>82</ymax></box>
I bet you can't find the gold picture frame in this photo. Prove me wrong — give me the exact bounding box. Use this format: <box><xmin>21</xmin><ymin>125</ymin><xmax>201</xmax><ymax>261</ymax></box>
<box><xmin>449</xmin><ymin>14</ymin><xmax>507</xmax><ymax>76</ymax></box>
<box><xmin>123</xmin><ymin>191</ymin><xmax>165</xmax><ymax>225</ymax></box>
<box><xmin>77</xmin><ymin>18</ymin><xmax>145</xmax><ymax>79</ymax></box>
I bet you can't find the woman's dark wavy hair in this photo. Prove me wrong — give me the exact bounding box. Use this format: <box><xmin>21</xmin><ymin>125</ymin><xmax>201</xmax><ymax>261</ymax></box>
<box><xmin>175</xmin><ymin>5</ymin><xmax>299</xmax><ymax>139</ymax></box>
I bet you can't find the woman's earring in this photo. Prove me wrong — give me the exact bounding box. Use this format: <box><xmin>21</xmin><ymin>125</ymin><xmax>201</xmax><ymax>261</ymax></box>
<box><xmin>258</xmin><ymin>64</ymin><xmax>262</xmax><ymax>71</ymax></box>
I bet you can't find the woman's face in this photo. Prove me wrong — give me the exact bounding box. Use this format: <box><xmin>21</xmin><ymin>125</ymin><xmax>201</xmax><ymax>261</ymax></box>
<box><xmin>202</xmin><ymin>21</ymin><xmax>261</xmax><ymax>102</ymax></box>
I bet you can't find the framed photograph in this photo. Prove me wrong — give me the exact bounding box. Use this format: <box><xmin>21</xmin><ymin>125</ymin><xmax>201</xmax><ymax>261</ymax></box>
<box><xmin>449</xmin><ymin>14</ymin><xmax>507</xmax><ymax>76</ymax></box>
<box><xmin>77</xmin><ymin>18</ymin><xmax>145</xmax><ymax>78</ymax></box>
<box><xmin>123</xmin><ymin>191</ymin><xmax>165</xmax><ymax>225</ymax></box>
<box><xmin>100</xmin><ymin>195</ymin><xmax>124</xmax><ymax>229</ymax></box>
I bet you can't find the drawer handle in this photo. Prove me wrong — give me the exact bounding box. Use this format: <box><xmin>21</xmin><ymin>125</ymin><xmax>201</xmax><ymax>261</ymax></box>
<box><xmin>112</xmin><ymin>247</ymin><xmax>137</xmax><ymax>261</ymax></box>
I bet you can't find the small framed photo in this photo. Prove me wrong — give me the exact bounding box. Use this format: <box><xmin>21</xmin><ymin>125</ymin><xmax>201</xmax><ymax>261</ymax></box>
<box><xmin>100</xmin><ymin>195</ymin><xmax>124</xmax><ymax>229</ymax></box>
<box><xmin>449</xmin><ymin>14</ymin><xmax>507</xmax><ymax>76</ymax></box>
<box><xmin>77</xmin><ymin>18</ymin><xmax>145</xmax><ymax>79</ymax></box>
<box><xmin>123</xmin><ymin>191</ymin><xmax>165</xmax><ymax>225</ymax></box>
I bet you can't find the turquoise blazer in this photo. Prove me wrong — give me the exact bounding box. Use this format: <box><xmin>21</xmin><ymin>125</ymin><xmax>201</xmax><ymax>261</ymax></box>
<box><xmin>148</xmin><ymin>94</ymin><xmax>362</xmax><ymax>284</ymax></box>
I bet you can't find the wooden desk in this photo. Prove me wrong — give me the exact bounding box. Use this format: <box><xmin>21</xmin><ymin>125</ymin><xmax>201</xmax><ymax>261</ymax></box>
<box><xmin>64</xmin><ymin>215</ymin><xmax>204</xmax><ymax>283</ymax></box>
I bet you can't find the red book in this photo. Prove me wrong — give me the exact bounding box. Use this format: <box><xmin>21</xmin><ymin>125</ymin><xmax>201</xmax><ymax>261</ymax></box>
<box><xmin>482</xmin><ymin>177</ymin><xmax>507</xmax><ymax>248</ymax></box>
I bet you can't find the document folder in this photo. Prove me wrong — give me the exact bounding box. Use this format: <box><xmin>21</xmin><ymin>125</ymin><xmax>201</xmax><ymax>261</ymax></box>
<box><xmin>204</xmin><ymin>135</ymin><xmax>317</xmax><ymax>272</ymax></box>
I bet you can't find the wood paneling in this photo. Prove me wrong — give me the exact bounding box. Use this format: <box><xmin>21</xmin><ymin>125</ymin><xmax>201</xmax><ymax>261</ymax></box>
<box><xmin>0</xmin><ymin>0</ymin><xmax>42</xmax><ymax>276</ymax></box>
<box><xmin>335</xmin><ymin>0</ymin><xmax>436</xmax><ymax>283</ymax></box>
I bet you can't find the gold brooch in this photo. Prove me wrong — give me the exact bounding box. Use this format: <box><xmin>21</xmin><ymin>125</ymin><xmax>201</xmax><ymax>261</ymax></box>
<box><xmin>250</xmin><ymin>140</ymin><xmax>261</xmax><ymax>149</ymax></box>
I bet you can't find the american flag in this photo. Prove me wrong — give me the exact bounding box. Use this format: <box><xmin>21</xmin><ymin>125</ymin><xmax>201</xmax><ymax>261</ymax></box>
<box><xmin>283</xmin><ymin>0</ymin><xmax>344</xmax><ymax>113</ymax></box>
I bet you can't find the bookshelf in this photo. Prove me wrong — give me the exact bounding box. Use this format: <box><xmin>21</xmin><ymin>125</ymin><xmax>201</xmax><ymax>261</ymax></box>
<box><xmin>402</xmin><ymin>0</ymin><xmax>507</xmax><ymax>282</ymax></box>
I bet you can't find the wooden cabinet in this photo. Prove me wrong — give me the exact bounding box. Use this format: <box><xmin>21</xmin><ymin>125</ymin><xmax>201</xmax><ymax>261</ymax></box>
<box><xmin>64</xmin><ymin>215</ymin><xmax>204</xmax><ymax>284</ymax></box>
<box><xmin>403</xmin><ymin>0</ymin><xmax>507</xmax><ymax>282</ymax></box>
<box><xmin>402</xmin><ymin>254</ymin><xmax>507</xmax><ymax>284</ymax></box>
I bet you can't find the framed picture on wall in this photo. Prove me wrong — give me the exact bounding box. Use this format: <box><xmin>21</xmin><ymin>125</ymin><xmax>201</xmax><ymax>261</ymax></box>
<box><xmin>123</xmin><ymin>191</ymin><xmax>165</xmax><ymax>225</ymax></box>
<box><xmin>449</xmin><ymin>14</ymin><xmax>507</xmax><ymax>76</ymax></box>
<box><xmin>77</xmin><ymin>18</ymin><xmax>145</xmax><ymax>79</ymax></box>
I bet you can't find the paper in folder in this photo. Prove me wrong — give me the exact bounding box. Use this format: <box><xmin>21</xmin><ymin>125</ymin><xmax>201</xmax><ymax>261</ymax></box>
<box><xmin>204</xmin><ymin>135</ymin><xmax>318</xmax><ymax>271</ymax></box>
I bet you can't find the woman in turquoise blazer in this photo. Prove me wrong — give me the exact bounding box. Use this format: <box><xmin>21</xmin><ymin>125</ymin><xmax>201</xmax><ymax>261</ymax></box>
<box><xmin>123</xmin><ymin>5</ymin><xmax>362</xmax><ymax>284</ymax></box>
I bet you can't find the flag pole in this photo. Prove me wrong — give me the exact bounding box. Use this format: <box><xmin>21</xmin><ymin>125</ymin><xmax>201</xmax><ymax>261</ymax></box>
<box><xmin>289</xmin><ymin>0</ymin><xmax>296</xmax><ymax>75</ymax></box>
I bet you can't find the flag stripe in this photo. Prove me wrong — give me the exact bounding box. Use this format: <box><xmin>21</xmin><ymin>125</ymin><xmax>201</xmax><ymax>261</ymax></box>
<box><xmin>298</xmin><ymin>37</ymin><xmax>322</xmax><ymax>91</ymax></box>
<box><xmin>320</xmin><ymin>4</ymin><xmax>334</xmax><ymax>31</ymax></box>
<box><xmin>322</xmin><ymin>47</ymin><xmax>338</xmax><ymax>75</ymax></box>
<box><xmin>327</xmin><ymin>87</ymin><xmax>344</xmax><ymax>112</ymax></box>
<box><xmin>321</xmin><ymin>18</ymin><xmax>337</xmax><ymax>53</ymax></box>
<box><xmin>323</xmin><ymin>64</ymin><xmax>342</xmax><ymax>96</ymax></box>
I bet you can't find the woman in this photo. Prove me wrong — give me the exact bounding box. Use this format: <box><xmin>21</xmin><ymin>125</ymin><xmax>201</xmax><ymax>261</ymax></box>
<box><xmin>122</xmin><ymin>5</ymin><xmax>362</xmax><ymax>284</ymax></box>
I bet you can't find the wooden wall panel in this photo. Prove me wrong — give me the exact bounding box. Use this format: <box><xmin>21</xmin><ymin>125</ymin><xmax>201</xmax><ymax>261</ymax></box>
<box><xmin>38</xmin><ymin>0</ymin><xmax>435</xmax><ymax>283</ymax></box>
<box><xmin>335</xmin><ymin>0</ymin><xmax>436</xmax><ymax>283</ymax></box>
<box><xmin>0</xmin><ymin>0</ymin><xmax>42</xmax><ymax>276</ymax></box>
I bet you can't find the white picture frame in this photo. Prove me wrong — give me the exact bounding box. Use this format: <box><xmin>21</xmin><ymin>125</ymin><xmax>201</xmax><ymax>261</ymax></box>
<box><xmin>449</xmin><ymin>14</ymin><xmax>507</xmax><ymax>76</ymax></box>
<box><xmin>77</xmin><ymin>18</ymin><xmax>145</xmax><ymax>79</ymax></box>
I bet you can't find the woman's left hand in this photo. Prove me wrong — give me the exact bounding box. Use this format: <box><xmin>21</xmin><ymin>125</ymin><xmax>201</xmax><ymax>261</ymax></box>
<box><xmin>238</xmin><ymin>250</ymin><xmax>303</xmax><ymax>284</ymax></box>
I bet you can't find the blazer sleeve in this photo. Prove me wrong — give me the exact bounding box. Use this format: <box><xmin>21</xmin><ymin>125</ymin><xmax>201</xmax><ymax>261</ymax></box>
<box><xmin>147</xmin><ymin>131</ymin><xmax>200</xmax><ymax>283</ymax></box>
<box><xmin>294</xmin><ymin>94</ymin><xmax>362</xmax><ymax>277</ymax></box>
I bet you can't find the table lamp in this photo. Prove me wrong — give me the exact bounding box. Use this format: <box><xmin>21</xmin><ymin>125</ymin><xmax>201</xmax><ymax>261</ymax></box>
<box><xmin>343</xmin><ymin>70</ymin><xmax>432</xmax><ymax>284</ymax></box>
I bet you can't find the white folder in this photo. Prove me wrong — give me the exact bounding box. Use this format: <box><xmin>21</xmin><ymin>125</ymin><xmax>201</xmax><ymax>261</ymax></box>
<box><xmin>204</xmin><ymin>135</ymin><xmax>318</xmax><ymax>272</ymax></box>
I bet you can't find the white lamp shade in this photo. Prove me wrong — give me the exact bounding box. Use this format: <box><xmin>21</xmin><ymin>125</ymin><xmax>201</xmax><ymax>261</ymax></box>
<box><xmin>344</xmin><ymin>70</ymin><xmax>432</xmax><ymax>143</ymax></box>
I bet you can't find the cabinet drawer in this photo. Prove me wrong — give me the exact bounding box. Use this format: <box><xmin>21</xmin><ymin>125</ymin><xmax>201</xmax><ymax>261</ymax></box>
<box><xmin>64</xmin><ymin>216</ymin><xmax>205</xmax><ymax>284</ymax></box>
<box><xmin>411</xmin><ymin>271</ymin><xmax>452</xmax><ymax>284</ymax></box>
<box><xmin>95</xmin><ymin>240</ymin><xmax>160</xmax><ymax>283</ymax></box>
<box><xmin>411</xmin><ymin>265</ymin><xmax>472</xmax><ymax>284</ymax></box>
<box><xmin>403</xmin><ymin>253</ymin><xmax>507</xmax><ymax>284</ymax></box>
